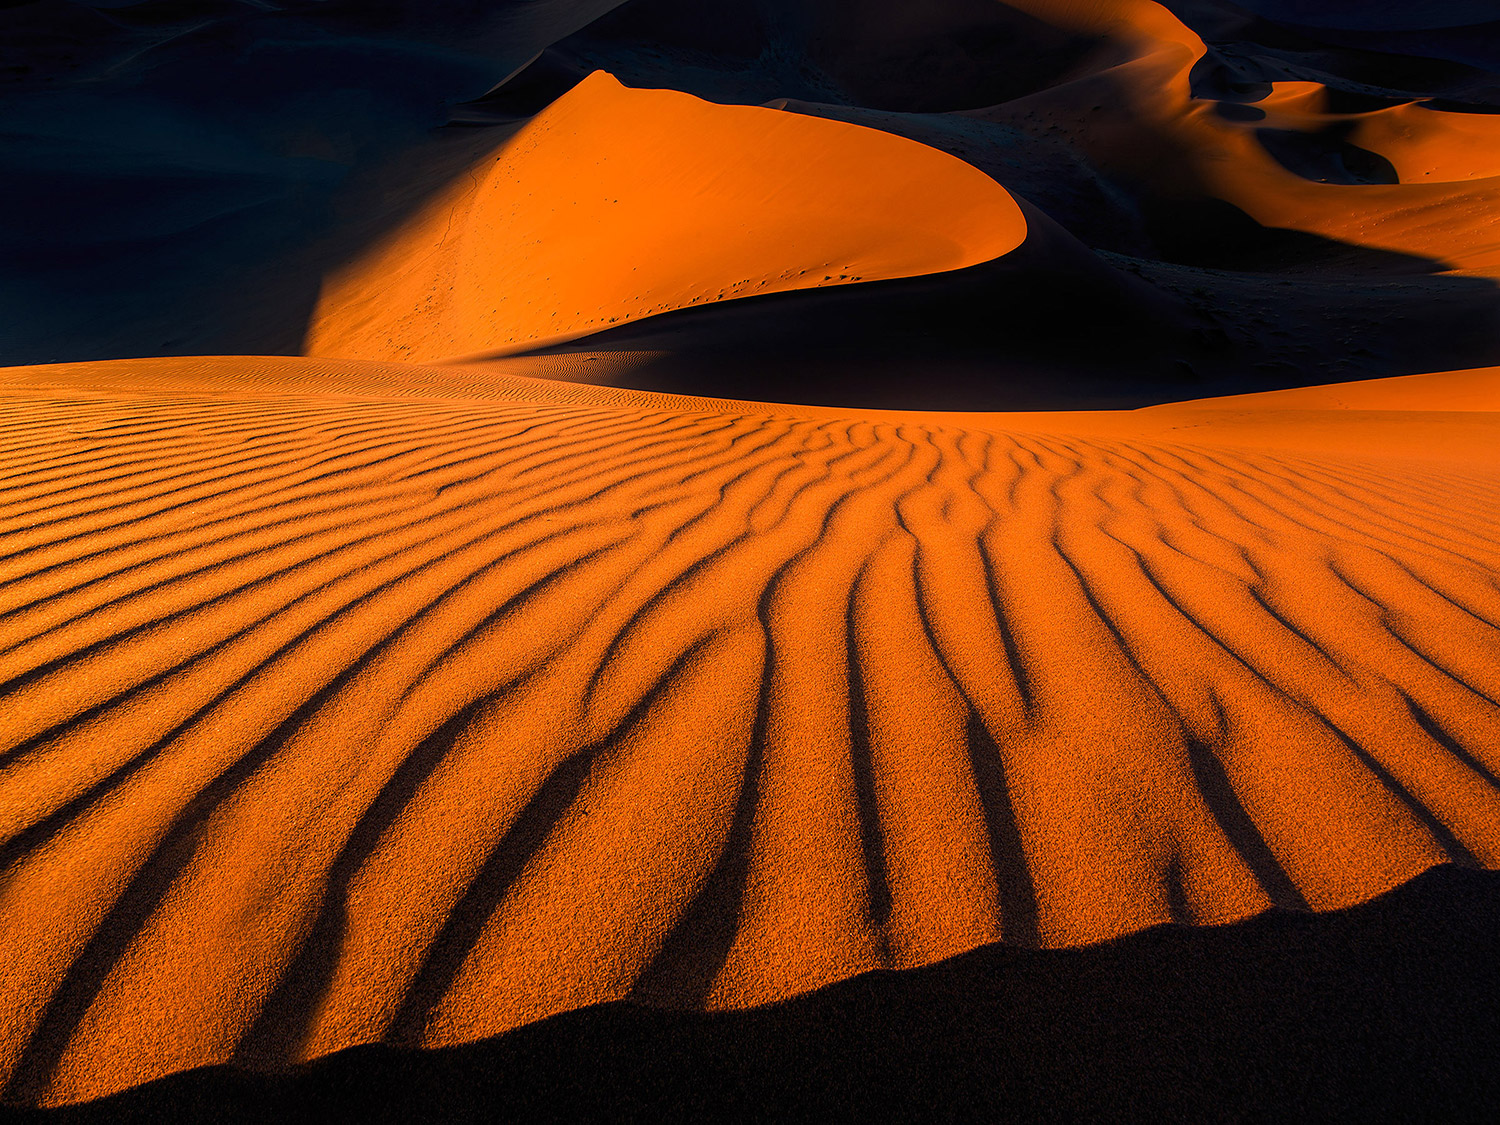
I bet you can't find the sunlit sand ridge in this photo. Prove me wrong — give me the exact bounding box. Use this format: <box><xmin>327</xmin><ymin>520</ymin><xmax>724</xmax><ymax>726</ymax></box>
<box><xmin>0</xmin><ymin>357</ymin><xmax>1496</xmax><ymax>1104</ymax></box>
<box><xmin>985</xmin><ymin>0</ymin><xmax>1500</xmax><ymax>271</ymax></box>
<box><xmin>307</xmin><ymin>72</ymin><xmax>1026</xmax><ymax>364</ymax></box>
<box><xmin>5</xmin><ymin>0</ymin><xmax>1500</xmax><ymax>1113</ymax></box>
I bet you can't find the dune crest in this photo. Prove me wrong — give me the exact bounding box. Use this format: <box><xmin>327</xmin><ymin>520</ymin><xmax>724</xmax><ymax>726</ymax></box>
<box><xmin>305</xmin><ymin>71</ymin><xmax>1026</xmax><ymax>364</ymax></box>
<box><xmin>5</xmin><ymin>0</ymin><xmax>1500</xmax><ymax>1117</ymax></box>
<box><xmin>0</xmin><ymin>356</ymin><xmax>1496</xmax><ymax>1105</ymax></box>
<box><xmin>979</xmin><ymin>0</ymin><xmax>1500</xmax><ymax>272</ymax></box>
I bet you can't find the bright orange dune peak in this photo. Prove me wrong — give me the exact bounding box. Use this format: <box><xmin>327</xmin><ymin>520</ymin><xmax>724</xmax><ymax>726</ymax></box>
<box><xmin>305</xmin><ymin>70</ymin><xmax>1027</xmax><ymax>364</ymax></box>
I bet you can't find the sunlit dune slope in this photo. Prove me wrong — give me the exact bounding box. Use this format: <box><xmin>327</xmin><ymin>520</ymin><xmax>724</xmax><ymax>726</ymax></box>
<box><xmin>1251</xmin><ymin>93</ymin><xmax>1500</xmax><ymax>185</ymax></box>
<box><xmin>306</xmin><ymin>71</ymin><xmax>1026</xmax><ymax>363</ymax></box>
<box><xmin>981</xmin><ymin>0</ymin><xmax>1500</xmax><ymax>272</ymax></box>
<box><xmin>0</xmin><ymin>355</ymin><xmax>1497</xmax><ymax>1106</ymax></box>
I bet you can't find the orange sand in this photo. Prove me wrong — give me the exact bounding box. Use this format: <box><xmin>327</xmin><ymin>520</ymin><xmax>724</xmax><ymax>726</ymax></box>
<box><xmin>978</xmin><ymin>0</ymin><xmax>1500</xmax><ymax>272</ymax></box>
<box><xmin>0</xmin><ymin>354</ymin><xmax>1496</xmax><ymax>1104</ymax></box>
<box><xmin>307</xmin><ymin>72</ymin><xmax>1027</xmax><ymax>364</ymax></box>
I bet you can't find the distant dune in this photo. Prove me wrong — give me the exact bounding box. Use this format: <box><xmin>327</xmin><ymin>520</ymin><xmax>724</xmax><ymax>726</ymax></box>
<box><xmin>3</xmin><ymin>0</ymin><xmax>1500</xmax><ymax>1115</ymax></box>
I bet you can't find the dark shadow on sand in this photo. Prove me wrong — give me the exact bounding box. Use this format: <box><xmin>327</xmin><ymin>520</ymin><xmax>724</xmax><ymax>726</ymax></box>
<box><xmin>11</xmin><ymin>864</ymin><xmax>1499</xmax><ymax>1123</ymax></box>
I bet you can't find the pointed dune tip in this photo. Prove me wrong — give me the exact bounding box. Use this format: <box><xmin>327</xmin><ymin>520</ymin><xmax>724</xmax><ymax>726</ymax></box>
<box><xmin>306</xmin><ymin>69</ymin><xmax>1027</xmax><ymax>364</ymax></box>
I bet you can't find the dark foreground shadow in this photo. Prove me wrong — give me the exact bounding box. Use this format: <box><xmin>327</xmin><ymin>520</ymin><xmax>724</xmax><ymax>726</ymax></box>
<box><xmin>6</xmin><ymin>864</ymin><xmax>1498</xmax><ymax>1123</ymax></box>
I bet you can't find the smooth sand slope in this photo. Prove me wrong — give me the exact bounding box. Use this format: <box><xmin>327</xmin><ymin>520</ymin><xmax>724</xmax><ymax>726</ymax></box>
<box><xmin>306</xmin><ymin>72</ymin><xmax>1026</xmax><ymax>364</ymax></box>
<box><xmin>0</xmin><ymin>355</ymin><xmax>1497</xmax><ymax>1105</ymax></box>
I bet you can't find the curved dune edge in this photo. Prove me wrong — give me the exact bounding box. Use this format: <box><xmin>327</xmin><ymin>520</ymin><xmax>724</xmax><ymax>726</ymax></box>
<box><xmin>1152</xmin><ymin>364</ymin><xmax>1500</xmax><ymax>413</ymax></box>
<box><xmin>0</xmin><ymin>355</ymin><xmax>1497</xmax><ymax>1105</ymax></box>
<box><xmin>983</xmin><ymin>0</ymin><xmax>1500</xmax><ymax>273</ymax></box>
<box><xmin>304</xmin><ymin>71</ymin><xmax>1027</xmax><ymax>364</ymax></box>
<box><xmin>14</xmin><ymin>865</ymin><xmax>1500</xmax><ymax>1122</ymax></box>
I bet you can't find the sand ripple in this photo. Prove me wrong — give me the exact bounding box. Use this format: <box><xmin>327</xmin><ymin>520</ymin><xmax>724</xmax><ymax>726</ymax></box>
<box><xmin>0</xmin><ymin>359</ymin><xmax>1497</xmax><ymax>1104</ymax></box>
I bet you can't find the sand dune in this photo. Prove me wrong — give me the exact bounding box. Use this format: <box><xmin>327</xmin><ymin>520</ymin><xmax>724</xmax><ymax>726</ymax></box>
<box><xmin>968</xmin><ymin>1</ymin><xmax>1500</xmax><ymax>272</ymax></box>
<box><xmin>0</xmin><ymin>355</ymin><xmax>1496</xmax><ymax>1104</ymax></box>
<box><xmin>5</xmin><ymin>0</ymin><xmax>1500</xmax><ymax>1116</ymax></box>
<box><xmin>303</xmin><ymin>3</ymin><xmax>1500</xmax><ymax>402</ymax></box>
<box><xmin>307</xmin><ymin>71</ymin><xmax>1026</xmax><ymax>364</ymax></box>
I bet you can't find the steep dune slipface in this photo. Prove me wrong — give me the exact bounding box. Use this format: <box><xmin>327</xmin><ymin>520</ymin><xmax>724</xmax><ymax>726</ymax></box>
<box><xmin>305</xmin><ymin>71</ymin><xmax>1026</xmax><ymax>363</ymax></box>
<box><xmin>0</xmin><ymin>357</ymin><xmax>1496</xmax><ymax>1104</ymax></box>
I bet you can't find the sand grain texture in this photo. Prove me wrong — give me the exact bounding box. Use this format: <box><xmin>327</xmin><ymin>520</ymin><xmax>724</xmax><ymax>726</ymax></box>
<box><xmin>0</xmin><ymin>357</ymin><xmax>1496</xmax><ymax>1105</ymax></box>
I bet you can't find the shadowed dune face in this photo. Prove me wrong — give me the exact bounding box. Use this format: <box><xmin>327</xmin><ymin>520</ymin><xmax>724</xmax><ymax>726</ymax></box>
<box><xmin>567</xmin><ymin>0</ymin><xmax>1112</xmax><ymax>111</ymax></box>
<box><xmin>0</xmin><ymin>357</ymin><xmax>1497</xmax><ymax>1104</ymax></box>
<box><xmin>305</xmin><ymin>71</ymin><xmax>1026</xmax><ymax>364</ymax></box>
<box><xmin>1225</xmin><ymin>1</ymin><xmax>1500</xmax><ymax>33</ymax></box>
<box><xmin>0</xmin><ymin>864</ymin><xmax>1491</xmax><ymax>1123</ymax></box>
<box><xmin>10</xmin><ymin>867</ymin><xmax>1500</xmax><ymax>1123</ymax></box>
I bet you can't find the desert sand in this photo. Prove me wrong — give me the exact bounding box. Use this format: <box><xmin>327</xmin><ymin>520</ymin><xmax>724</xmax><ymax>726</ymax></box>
<box><xmin>0</xmin><ymin>354</ymin><xmax>1496</xmax><ymax>1106</ymax></box>
<box><xmin>307</xmin><ymin>72</ymin><xmax>1027</xmax><ymax>362</ymax></box>
<box><xmin>3</xmin><ymin>0</ymin><xmax>1500</xmax><ymax>1117</ymax></box>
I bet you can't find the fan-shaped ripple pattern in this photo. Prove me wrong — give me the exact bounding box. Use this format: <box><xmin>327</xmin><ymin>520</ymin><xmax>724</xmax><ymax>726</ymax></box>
<box><xmin>0</xmin><ymin>364</ymin><xmax>1497</xmax><ymax>1105</ymax></box>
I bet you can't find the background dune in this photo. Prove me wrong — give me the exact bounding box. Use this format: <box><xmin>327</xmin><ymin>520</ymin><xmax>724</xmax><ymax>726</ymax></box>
<box><xmin>8</xmin><ymin>0</ymin><xmax>1500</xmax><ymax>393</ymax></box>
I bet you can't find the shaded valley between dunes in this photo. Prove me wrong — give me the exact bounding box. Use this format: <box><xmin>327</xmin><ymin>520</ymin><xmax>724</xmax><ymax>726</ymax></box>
<box><xmin>0</xmin><ymin>357</ymin><xmax>1496</xmax><ymax>1106</ymax></box>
